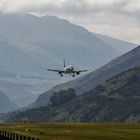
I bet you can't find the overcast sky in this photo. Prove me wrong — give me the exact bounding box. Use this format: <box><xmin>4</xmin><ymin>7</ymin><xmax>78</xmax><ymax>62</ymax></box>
<box><xmin>0</xmin><ymin>0</ymin><xmax>140</xmax><ymax>44</ymax></box>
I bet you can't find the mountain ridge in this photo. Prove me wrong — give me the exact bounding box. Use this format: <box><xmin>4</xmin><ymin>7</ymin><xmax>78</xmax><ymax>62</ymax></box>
<box><xmin>33</xmin><ymin>45</ymin><xmax>140</xmax><ymax>108</ymax></box>
<box><xmin>0</xmin><ymin>90</ymin><xmax>18</xmax><ymax>113</ymax></box>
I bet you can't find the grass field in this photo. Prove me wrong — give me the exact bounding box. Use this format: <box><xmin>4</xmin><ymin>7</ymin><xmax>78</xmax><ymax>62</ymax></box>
<box><xmin>0</xmin><ymin>123</ymin><xmax>140</xmax><ymax>140</ymax></box>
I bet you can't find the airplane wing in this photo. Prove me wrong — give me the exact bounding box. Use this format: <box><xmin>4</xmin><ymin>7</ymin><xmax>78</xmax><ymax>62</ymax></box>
<box><xmin>78</xmin><ymin>70</ymin><xmax>88</xmax><ymax>72</ymax></box>
<box><xmin>47</xmin><ymin>68</ymin><xmax>64</xmax><ymax>73</ymax></box>
<box><xmin>73</xmin><ymin>70</ymin><xmax>88</xmax><ymax>73</ymax></box>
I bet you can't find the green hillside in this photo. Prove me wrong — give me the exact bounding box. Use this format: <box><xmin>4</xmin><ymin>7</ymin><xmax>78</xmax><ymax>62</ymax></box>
<box><xmin>7</xmin><ymin>67</ymin><xmax>140</xmax><ymax>122</ymax></box>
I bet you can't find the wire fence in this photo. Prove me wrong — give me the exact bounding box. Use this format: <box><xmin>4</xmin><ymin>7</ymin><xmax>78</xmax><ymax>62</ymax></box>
<box><xmin>0</xmin><ymin>130</ymin><xmax>40</xmax><ymax>140</ymax></box>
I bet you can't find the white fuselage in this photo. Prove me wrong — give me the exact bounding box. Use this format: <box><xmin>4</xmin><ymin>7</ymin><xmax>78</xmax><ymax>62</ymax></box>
<box><xmin>64</xmin><ymin>65</ymin><xmax>74</xmax><ymax>74</ymax></box>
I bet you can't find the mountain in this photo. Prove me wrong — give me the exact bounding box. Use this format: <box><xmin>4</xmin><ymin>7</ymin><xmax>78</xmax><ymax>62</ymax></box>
<box><xmin>33</xmin><ymin>45</ymin><xmax>140</xmax><ymax>108</ymax></box>
<box><xmin>6</xmin><ymin>67</ymin><xmax>140</xmax><ymax>122</ymax></box>
<box><xmin>0</xmin><ymin>90</ymin><xmax>18</xmax><ymax>113</ymax></box>
<box><xmin>0</xmin><ymin>13</ymin><xmax>137</xmax><ymax>107</ymax></box>
<box><xmin>94</xmin><ymin>33</ymin><xmax>136</xmax><ymax>53</ymax></box>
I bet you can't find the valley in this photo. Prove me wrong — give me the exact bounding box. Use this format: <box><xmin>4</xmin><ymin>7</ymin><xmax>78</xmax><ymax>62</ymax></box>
<box><xmin>0</xmin><ymin>1</ymin><xmax>140</xmax><ymax>140</ymax></box>
<box><xmin>0</xmin><ymin>13</ymin><xmax>137</xmax><ymax>108</ymax></box>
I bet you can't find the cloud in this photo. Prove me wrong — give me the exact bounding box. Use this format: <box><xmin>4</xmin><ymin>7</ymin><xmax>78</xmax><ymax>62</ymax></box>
<box><xmin>122</xmin><ymin>0</ymin><xmax>140</xmax><ymax>16</ymax></box>
<box><xmin>0</xmin><ymin>0</ymin><xmax>140</xmax><ymax>44</ymax></box>
<box><xmin>0</xmin><ymin>0</ymin><xmax>135</xmax><ymax>15</ymax></box>
<box><xmin>0</xmin><ymin>0</ymin><xmax>66</xmax><ymax>13</ymax></box>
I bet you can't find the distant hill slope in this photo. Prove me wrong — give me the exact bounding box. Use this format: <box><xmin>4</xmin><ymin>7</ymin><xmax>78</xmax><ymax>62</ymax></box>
<box><xmin>33</xmin><ymin>45</ymin><xmax>140</xmax><ymax>108</ymax></box>
<box><xmin>0</xmin><ymin>91</ymin><xmax>18</xmax><ymax>113</ymax></box>
<box><xmin>7</xmin><ymin>67</ymin><xmax>140</xmax><ymax>122</ymax></box>
<box><xmin>94</xmin><ymin>33</ymin><xmax>136</xmax><ymax>53</ymax></box>
<box><xmin>0</xmin><ymin>13</ymin><xmax>137</xmax><ymax>107</ymax></box>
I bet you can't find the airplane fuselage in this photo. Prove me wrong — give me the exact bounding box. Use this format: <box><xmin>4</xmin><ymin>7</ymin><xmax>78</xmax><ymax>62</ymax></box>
<box><xmin>64</xmin><ymin>65</ymin><xmax>74</xmax><ymax>74</ymax></box>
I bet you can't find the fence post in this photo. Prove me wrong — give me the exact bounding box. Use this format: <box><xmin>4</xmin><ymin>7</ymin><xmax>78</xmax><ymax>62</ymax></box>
<box><xmin>23</xmin><ymin>135</ymin><xmax>26</xmax><ymax>140</ymax></box>
<box><xmin>4</xmin><ymin>131</ymin><xmax>7</xmax><ymax>137</ymax></box>
<box><xmin>2</xmin><ymin>131</ymin><xmax>3</xmax><ymax>136</ymax></box>
<box><xmin>16</xmin><ymin>133</ymin><xmax>19</xmax><ymax>140</ymax></box>
<box><xmin>11</xmin><ymin>132</ymin><xmax>13</xmax><ymax>140</ymax></box>
<box><xmin>20</xmin><ymin>135</ymin><xmax>22</xmax><ymax>140</ymax></box>
<box><xmin>10</xmin><ymin>133</ymin><xmax>12</xmax><ymax>140</ymax></box>
<box><xmin>8</xmin><ymin>132</ymin><xmax>9</xmax><ymax>138</ymax></box>
<box><xmin>13</xmin><ymin>133</ymin><xmax>15</xmax><ymax>140</ymax></box>
<box><xmin>5</xmin><ymin>131</ymin><xmax>7</xmax><ymax>137</ymax></box>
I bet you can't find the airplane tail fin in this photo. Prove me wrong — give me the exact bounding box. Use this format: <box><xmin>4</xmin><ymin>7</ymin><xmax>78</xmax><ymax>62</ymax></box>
<box><xmin>63</xmin><ymin>60</ymin><xmax>66</xmax><ymax>68</ymax></box>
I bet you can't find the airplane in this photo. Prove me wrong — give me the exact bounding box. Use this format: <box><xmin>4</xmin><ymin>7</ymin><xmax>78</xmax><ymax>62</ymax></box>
<box><xmin>47</xmin><ymin>60</ymin><xmax>88</xmax><ymax>77</ymax></box>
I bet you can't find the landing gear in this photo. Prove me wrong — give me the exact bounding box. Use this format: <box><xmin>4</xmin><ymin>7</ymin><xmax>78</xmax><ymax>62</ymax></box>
<box><xmin>72</xmin><ymin>74</ymin><xmax>75</xmax><ymax>77</ymax></box>
<box><xmin>58</xmin><ymin>72</ymin><xmax>63</xmax><ymax>77</ymax></box>
<box><xmin>76</xmin><ymin>72</ymin><xmax>80</xmax><ymax>75</ymax></box>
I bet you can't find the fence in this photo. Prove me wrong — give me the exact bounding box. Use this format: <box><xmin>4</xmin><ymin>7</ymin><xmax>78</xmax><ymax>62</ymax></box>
<box><xmin>0</xmin><ymin>130</ymin><xmax>39</xmax><ymax>140</ymax></box>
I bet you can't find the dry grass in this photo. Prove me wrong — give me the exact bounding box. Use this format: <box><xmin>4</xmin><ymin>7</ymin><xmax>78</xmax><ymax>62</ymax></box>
<box><xmin>0</xmin><ymin>123</ymin><xmax>140</xmax><ymax>140</ymax></box>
